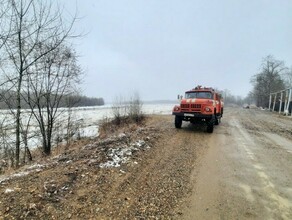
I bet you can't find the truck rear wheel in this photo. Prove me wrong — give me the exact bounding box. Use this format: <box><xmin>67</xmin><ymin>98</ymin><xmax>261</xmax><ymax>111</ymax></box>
<box><xmin>175</xmin><ymin>116</ymin><xmax>182</xmax><ymax>128</ymax></box>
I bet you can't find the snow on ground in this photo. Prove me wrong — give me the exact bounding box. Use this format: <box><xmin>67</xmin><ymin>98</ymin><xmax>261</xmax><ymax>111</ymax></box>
<box><xmin>56</xmin><ymin>103</ymin><xmax>174</xmax><ymax>140</ymax></box>
<box><xmin>0</xmin><ymin>103</ymin><xmax>176</xmax><ymax>182</ymax></box>
<box><xmin>0</xmin><ymin>103</ymin><xmax>175</xmax><ymax>151</ymax></box>
<box><xmin>99</xmin><ymin>138</ymin><xmax>150</xmax><ymax>168</ymax></box>
<box><xmin>0</xmin><ymin>163</ymin><xmax>49</xmax><ymax>184</ymax></box>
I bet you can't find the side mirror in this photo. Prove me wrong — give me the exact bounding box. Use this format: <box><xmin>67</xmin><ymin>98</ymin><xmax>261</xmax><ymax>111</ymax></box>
<box><xmin>177</xmin><ymin>95</ymin><xmax>183</xmax><ymax>100</ymax></box>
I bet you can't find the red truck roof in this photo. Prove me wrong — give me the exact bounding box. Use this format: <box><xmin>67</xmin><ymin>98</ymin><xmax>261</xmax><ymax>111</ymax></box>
<box><xmin>186</xmin><ymin>86</ymin><xmax>215</xmax><ymax>93</ymax></box>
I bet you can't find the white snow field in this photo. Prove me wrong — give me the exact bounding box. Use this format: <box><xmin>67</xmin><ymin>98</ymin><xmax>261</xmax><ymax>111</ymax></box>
<box><xmin>0</xmin><ymin>103</ymin><xmax>176</xmax><ymax>150</ymax></box>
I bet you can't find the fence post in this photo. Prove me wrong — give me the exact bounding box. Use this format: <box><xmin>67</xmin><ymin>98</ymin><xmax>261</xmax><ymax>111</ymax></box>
<box><xmin>279</xmin><ymin>91</ymin><xmax>283</xmax><ymax>114</ymax></box>
<box><xmin>284</xmin><ymin>90</ymin><xmax>288</xmax><ymax>115</ymax></box>
<box><xmin>268</xmin><ymin>94</ymin><xmax>272</xmax><ymax>111</ymax></box>
<box><xmin>289</xmin><ymin>89</ymin><xmax>292</xmax><ymax>116</ymax></box>
<box><xmin>272</xmin><ymin>93</ymin><xmax>277</xmax><ymax>112</ymax></box>
<box><xmin>287</xmin><ymin>89</ymin><xmax>292</xmax><ymax>116</ymax></box>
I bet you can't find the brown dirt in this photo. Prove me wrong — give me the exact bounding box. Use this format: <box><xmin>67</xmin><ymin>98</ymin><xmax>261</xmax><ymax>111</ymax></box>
<box><xmin>0</xmin><ymin>115</ymin><xmax>207</xmax><ymax>219</ymax></box>
<box><xmin>1</xmin><ymin>107</ymin><xmax>292</xmax><ymax>219</ymax></box>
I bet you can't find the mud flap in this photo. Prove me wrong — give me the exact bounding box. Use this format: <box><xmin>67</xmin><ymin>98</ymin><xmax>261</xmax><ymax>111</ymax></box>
<box><xmin>215</xmin><ymin>115</ymin><xmax>221</xmax><ymax>125</ymax></box>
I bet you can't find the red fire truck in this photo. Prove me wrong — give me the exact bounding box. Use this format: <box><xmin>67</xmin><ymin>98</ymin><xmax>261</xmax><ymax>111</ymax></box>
<box><xmin>172</xmin><ymin>86</ymin><xmax>224</xmax><ymax>133</ymax></box>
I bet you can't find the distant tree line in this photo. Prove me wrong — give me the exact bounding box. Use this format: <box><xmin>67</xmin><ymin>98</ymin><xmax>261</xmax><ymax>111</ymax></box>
<box><xmin>0</xmin><ymin>91</ymin><xmax>104</xmax><ymax>109</ymax></box>
<box><xmin>67</xmin><ymin>95</ymin><xmax>105</xmax><ymax>107</ymax></box>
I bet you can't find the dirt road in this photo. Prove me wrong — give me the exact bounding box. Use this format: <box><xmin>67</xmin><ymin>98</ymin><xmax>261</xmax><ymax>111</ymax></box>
<box><xmin>181</xmin><ymin>107</ymin><xmax>292</xmax><ymax>220</ymax></box>
<box><xmin>0</xmin><ymin>107</ymin><xmax>292</xmax><ymax>219</ymax></box>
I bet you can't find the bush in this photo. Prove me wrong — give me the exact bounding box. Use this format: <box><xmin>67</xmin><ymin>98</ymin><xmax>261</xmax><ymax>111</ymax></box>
<box><xmin>111</xmin><ymin>93</ymin><xmax>144</xmax><ymax>125</ymax></box>
<box><xmin>128</xmin><ymin>93</ymin><xmax>143</xmax><ymax>122</ymax></box>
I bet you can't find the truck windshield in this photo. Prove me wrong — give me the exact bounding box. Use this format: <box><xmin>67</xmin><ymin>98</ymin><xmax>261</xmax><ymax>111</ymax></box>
<box><xmin>185</xmin><ymin>92</ymin><xmax>212</xmax><ymax>99</ymax></box>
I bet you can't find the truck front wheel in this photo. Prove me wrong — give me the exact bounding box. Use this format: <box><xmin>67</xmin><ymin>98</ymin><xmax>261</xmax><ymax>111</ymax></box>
<box><xmin>206</xmin><ymin>117</ymin><xmax>214</xmax><ymax>133</ymax></box>
<box><xmin>175</xmin><ymin>116</ymin><xmax>182</xmax><ymax>128</ymax></box>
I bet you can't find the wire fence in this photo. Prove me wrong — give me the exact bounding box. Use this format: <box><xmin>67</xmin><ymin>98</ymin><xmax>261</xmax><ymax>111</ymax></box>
<box><xmin>268</xmin><ymin>88</ymin><xmax>292</xmax><ymax>115</ymax></box>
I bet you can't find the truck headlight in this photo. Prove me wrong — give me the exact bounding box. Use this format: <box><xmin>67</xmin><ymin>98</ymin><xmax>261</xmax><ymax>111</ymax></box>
<box><xmin>173</xmin><ymin>106</ymin><xmax>180</xmax><ymax>111</ymax></box>
<box><xmin>205</xmin><ymin>107</ymin><xmax>212</xmax><ymax>112</ymax></box>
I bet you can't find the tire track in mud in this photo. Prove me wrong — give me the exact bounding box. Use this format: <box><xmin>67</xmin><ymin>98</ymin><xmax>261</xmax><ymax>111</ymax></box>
<box><xmin>181</xmin><ymin>130</ymin><xmax>225</xmax><ymax>220</ymax></box>
<box><xmin>181</xmin><ymin>108</ymin><xmax>292</xmax><ymax>220</ymax></box>
<box><xmin>231</xmin><ymin>118</ymin><xmax>292</xmax><ymax>220</ymax></box>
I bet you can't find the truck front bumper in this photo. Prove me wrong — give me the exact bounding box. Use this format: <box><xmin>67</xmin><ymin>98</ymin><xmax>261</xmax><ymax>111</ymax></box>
<box><xmin>172</xmin><ymin>112</ymin><xmax>213</xmax><ymax>120</ymax></box>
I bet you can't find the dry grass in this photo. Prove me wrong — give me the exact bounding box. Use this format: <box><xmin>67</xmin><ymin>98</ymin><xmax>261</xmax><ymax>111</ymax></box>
<box><xmin>98</xmin><ymin>115</ymin><xmax>146</xmax><ymax>139</ymax></box>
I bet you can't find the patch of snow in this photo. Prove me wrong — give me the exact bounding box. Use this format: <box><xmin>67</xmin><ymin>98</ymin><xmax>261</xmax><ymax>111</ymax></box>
<box><xmin>99</xmin><ymin>139</ymin><xmax>150</xmax><ymax>168</ymax></box>
<box><xmin>26</xmin><ymin>164</ymin><xmax>46</xmax><ymax>171</ymax></box>
<box><xmin>4</xmin><ymin>188</ymin><xmax>14</xmax><ymax>193</ymax></box>
<box><xmin>135</xmin><ymin>140</ymin><xmax>146</xmax><ymax>148</ymax></box>
<box><xmin>12</xmin><ymin>171</ymin><xmax>30</xmax><ymax>178</ymax></box>
<box><xmin>0</xmin><ymin>176</ymin><xmax>9</xmax><ymax>184</ymax></box>
<box><xmin>100</xmin><ymin>147</ymin><xmax>130</xmax><ymax>168</ymax></box>
<box><xmin>0</xmin><ymin>163</ymin><xmax>51</xmax><ymax>184</ymax></box>
<box><xmin>142</xmin><ymin>103</ymin><xmax>174</xmax><ymax>115</ymax></box>
<box><xmin>118</xmin><ymin>133</ymin><xmax>127</xmax><ymax>138</ymax></box>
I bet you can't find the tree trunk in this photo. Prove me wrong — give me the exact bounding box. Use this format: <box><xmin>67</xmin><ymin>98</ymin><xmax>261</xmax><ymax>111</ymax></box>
<box><xmin>46</xmin><ymin>126</ymin><xmax>52</xmax><ymax>156</ymax></box>
<box><xmin>42</xmin><ymin>132</ymin><xmax>50</xmax><ymax>155</ymax></box>
<box><xmin>15</xmin><ymin>76</ymin><xmax>22</xmax><ymax>167</ymax></box>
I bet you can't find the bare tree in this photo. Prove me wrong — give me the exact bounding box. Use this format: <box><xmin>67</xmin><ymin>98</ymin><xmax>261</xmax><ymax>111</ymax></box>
<box><xmin>0</xmin><ymin>0</ymin><xmax>11</xmax><ymax>50</ymax></box>
<box><xmin>23</xmin><ymin>45</ymin><xmax>81</xmax><ymax>155</ymax></box>
<box><xmin>282</xmin><ymin>66</ymin><xmax>292</xmax><ymax>88</ymax></box>
<box><xmin>128</xmin><ymin>92</ymin><xmax>143</xmax><ymax>122</ymax></box>
<box><xmin>0</xmin><ymin>0</ymin><xmax>77</xmax><ymax>166</ymax></box>
<box><xmin>112</xmin><ymin>95</ymin><xmax>127</xmax><ymax>125</ymax></box>
<box><xmin>251</xmin><ymin>55</ymin><xmax>286</xmax><ymax>107</ymax></box>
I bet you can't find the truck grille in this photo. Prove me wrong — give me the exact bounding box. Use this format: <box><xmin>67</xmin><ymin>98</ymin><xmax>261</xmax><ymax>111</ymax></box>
<box><xmin>181</xmin><ymin>104</ymin><xmax>201</xmax><ymax>110</ymax></box>
<box><xmin>191</xmin><ymin>104</ymin><xmax>201</xmax><ymax>109</ymax></box>
<box><xmin>181</xmin><ymin>104</ymin><xmax>190</xmax><ymax>108</ymax></box>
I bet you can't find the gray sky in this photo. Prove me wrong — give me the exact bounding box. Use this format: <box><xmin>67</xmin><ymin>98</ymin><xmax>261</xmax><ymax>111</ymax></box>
<box><xmin>62</xmin><ymin>0</ymin><xmax>292</xmax><ymax>102</ymax></box>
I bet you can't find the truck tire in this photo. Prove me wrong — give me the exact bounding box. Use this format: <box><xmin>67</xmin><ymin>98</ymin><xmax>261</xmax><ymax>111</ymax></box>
<box><xmin>207</xmin><ymin>117</ymin><xmax>214</xmax><ymax>133</ymax></box>
<box><xmin>175</xmin><ymin>116</ymin><xmax>182</xmax><ymax>128</ymax></box>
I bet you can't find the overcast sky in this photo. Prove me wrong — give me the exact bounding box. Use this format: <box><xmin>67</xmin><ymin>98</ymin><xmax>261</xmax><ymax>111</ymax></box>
<box><xmin>62</xmin><ymin>0</ymin><xmax>292</xmax><ymax>102</ymax></box>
